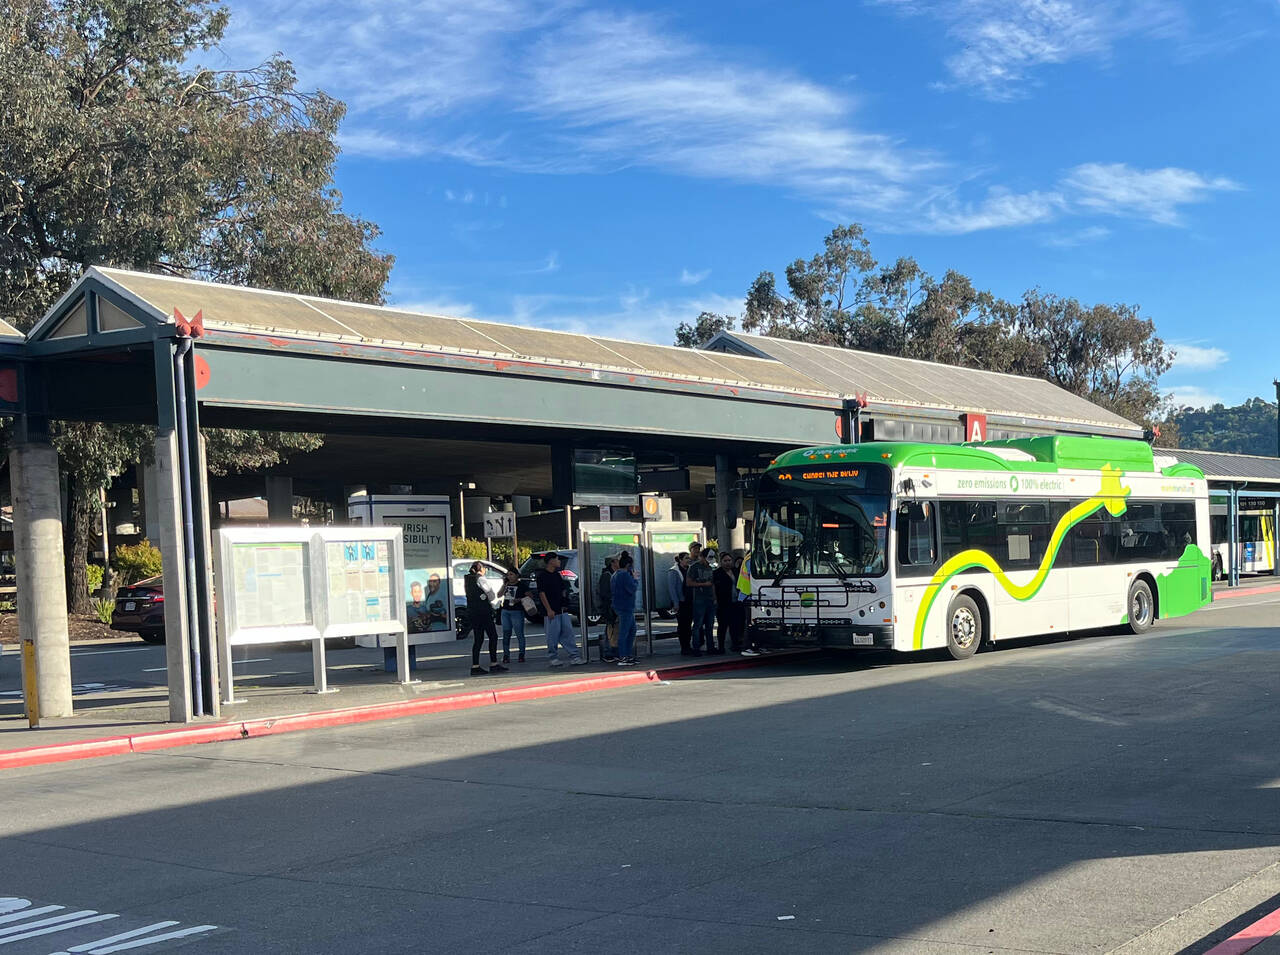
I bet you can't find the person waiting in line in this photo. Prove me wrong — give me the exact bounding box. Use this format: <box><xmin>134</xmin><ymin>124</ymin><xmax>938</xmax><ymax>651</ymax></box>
<box><xmin>668</xmin><ymin>552</ymin><xmax>691</xmax><ymax>654</ymax></box>
<box><xmin>730</xmin><ymin>553</ymin><xmax>750</xmax><ymax>655</ymax></box>
<box><xmin>712</xmin><ymin>551</ymin><xmax>737</xmax><ymax>654</ymax></box>
<box><xmin>610</xmin><ymin>553</ymin><xmax>640</xmax><ymax>666</ymax></box>
<box><xmin>466</xmin><ymin>562</ymin><xmax>505</xmax><ymax>676</ymax></box>
<box><xmin>597</xmin><ymin>554</ymin><xmax>620</xmax><ymax>663</ymax></box>
<box><xmin>539</xmin><ymin>552</ymin><xmax>584</xmax><ymax>667</ymax></box>
<box><xmin>499</xmin><ymin>567</ymin><xmax>529</xmax><ymax>664</ymax></box>
<box><xmin>687</xmin><ymin>546</ymin><xmax>717</xmax><ymax>654</ymax></box>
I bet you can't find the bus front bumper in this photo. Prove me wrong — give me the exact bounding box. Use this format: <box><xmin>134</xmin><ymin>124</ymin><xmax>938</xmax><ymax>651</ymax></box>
<box><xmin>750</xmin><ymin>623</ymin><xmax>894</xmax><ymax>650</ymax></box>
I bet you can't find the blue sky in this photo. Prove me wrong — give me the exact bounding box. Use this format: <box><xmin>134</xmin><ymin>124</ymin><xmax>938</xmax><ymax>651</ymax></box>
<box><xmin>213</xmin><ymin>0</ymin><xmax>1277</xmax><ymax>410</ymax></box>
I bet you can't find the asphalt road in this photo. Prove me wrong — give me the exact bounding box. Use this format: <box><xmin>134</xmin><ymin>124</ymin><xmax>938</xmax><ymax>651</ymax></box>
<box><xmin>2</xmin><ymin>589</ymin><xmax>1280</xmax><ymax>953</ymax></box>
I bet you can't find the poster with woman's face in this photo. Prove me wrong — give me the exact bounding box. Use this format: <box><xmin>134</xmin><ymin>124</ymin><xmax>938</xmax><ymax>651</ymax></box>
<box><xmin>401</xmin><ymin>517</ymin><xmax>450</xmax><ymax>638</ymax></box>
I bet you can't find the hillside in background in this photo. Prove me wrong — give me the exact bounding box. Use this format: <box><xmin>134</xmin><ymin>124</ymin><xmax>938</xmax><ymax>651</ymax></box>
<box><xmin>1166</xmin><ymin>397</ymin><xmax>1278</xmax><ymax>456</ymax></box>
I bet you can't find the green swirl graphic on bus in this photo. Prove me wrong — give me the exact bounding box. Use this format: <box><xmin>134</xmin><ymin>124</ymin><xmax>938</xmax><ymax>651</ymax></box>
<box><xmin>911</xmin><ymin>465</ymin><xmax>1133</xmax><ymax>650</ymax></box>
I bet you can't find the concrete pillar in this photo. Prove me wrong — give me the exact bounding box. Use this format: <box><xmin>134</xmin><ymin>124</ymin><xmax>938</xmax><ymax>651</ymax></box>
<box><xmin>715</xmin><ymin>455</ymin><xmax>746</xmax><ymax>553</ymax></box>
<box><xmin>139</xmin><ymin>462</ymin><xmax>162</xmax><ymax>540</ymax></box>
<box><xmin>265</xmin><ymin>475</ymin><xmax>294</xmax><ymax>522</ymax></box>
<box><xmin>155</xmin><ymin>430</ymin><xmax>193</xmax><ymax>722</ymax></box>
<box><xmin>12</xmin><ymin>442</ymin><xmax>73</xmax><ymax>719</ymax></box>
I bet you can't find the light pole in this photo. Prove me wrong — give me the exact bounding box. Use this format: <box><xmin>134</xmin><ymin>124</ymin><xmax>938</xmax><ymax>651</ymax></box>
<box><xmin>1274</xmin><ymin>379</ymin><xmax>1279</xmax><ymax>457</ymax></box>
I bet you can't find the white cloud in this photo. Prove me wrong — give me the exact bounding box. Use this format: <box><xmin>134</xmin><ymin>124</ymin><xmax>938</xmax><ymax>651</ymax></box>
<box><xmin>522</xmin><ymin>252</ymin><xmax>560</xmax><ymax>275</ymax></box>
<box><xmin>217</xmin><ymin>1</ymin><xmax>935</xmax><ymax>211</ymax></box>
<box><xmin>1041</xmin><ymin>225</ymin><xmax>1111</xmax><ymax>247</ymax></box>
<box><xmin>1168</xmin><ymin>342</ymin><xmax>1228</xmax><ymax>370</ymax></box>
<box><xmin>1164</xmin><ymin>384</ymin><xmax>1225</xmax><ymax>410</ymax></box>
<box><xmin>1061</xmin><ymin>163</ymin><xmax>1240</xmax><ymax>225</ymax></box>
<box><xmin>679</xmin><ymin>268</ymin><xmax>710</xmax><ymax>286</ymax></box>
<box><xmin>916</xmin><ymin>187</ymin><xmax>1065</xmax><ymax>234</ymax></box>
<box><xmin>873</xmin><ymin>0</ymin><xmax>1185</xmax><ymax>100</ymax></box>
<box><xmin>219</xmin><ymin>0</ymin><xmax>1238</xmax><ymax>237</ymax></box>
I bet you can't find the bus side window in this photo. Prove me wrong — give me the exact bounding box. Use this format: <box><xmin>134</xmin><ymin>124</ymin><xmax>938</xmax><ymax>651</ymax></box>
<box><xmin>897</xmin><ymin>502</ymin><xmax>937</xmax><ymax>567</ymax></box>
<box><xmin>1160</xmin><ymin>501</ymin><xmax>1197</xmax><ymax>556</ymax></box>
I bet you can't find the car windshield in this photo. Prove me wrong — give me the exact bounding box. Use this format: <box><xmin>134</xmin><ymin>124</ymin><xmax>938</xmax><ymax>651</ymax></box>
<box><xmin>752</xmin><ymin>465</ymin><xmax>891</xmax><ymax>579</ymax></box>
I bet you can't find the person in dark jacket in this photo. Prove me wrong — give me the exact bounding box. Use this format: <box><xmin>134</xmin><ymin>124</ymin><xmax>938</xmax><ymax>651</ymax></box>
<box><xmin>466</xmin><ymin>562</ymin><xmax>505</xmax><ymax>675</ymax></box>
<box><xmin>712</xmin><ymin>552</ymin><xmax>736</xmax><ymax>654</ymax></box>
<box><xmin>597</xmin><ymin>555</ymin><xmax>620</xmax><ymax>663</ymax></box>
<box><xmin>611</xmin><ymin>553</ymin><xmax>640</xmax><ymax>666</ymax></box>
<box><xmin>499</xmin><ymin>567</ymin><xmax>529</xmax><ymax>663</ymax></box>
<box><xmin>668</xmin><ymin>552</ymin><xmax>692</xmax><ymax>654</ymax></box>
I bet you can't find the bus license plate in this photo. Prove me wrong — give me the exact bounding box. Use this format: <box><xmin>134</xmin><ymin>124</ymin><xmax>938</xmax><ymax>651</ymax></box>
<box><xmin>851</xmin><ymin>632</ymin><xmax>874</xmax><ymax>646</ymax></box>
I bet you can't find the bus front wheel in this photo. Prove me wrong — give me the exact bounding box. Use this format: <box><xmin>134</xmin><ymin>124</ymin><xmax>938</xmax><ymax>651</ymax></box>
<box><xmin>946</xmin><ymin>594</ymin><xmax>983</xmax><ymax>660</ymax></box>
<box><xmin>1126</xmin><ymin>579</ymin><xmax>1155</xmax><ymax>635</ymax></box>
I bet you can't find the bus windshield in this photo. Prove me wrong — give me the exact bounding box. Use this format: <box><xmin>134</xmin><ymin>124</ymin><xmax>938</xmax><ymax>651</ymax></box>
<box><xmin>753</xmin><ymin>464</ymin><xmax>891</xmax><ymax>579</ymax></box>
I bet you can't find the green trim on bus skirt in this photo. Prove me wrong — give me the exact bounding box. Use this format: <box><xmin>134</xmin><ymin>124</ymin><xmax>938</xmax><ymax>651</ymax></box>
<box><xmin>911</xmin><ymin>465</ymin><xmax>1133</xmax><ymax>650</ymax></box>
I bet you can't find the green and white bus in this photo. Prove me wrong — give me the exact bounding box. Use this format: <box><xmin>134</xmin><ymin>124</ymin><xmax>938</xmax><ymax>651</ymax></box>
<box><xmin>748</xmin><ymin>436</ymin><xmax>1212</xmax><ymax>659</ymax></box>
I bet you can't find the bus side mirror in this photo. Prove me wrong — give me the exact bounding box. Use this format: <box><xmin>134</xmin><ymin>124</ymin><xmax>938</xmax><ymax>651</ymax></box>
<box><xmin>902</xmin><ymin>502</ymin><xmax>927</xmax><ymax>523</ymax></box>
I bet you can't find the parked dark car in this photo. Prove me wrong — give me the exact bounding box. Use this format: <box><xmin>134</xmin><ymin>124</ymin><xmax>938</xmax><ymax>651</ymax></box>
<box><xmin>112</xmin><ymin>576</ymin><xmax>165</xmax><ymax>643</ymax></box>
<box><xmin>517</xmin><ymin>551</ymin><xmax>583</xmax><ymax>624</ymax></box>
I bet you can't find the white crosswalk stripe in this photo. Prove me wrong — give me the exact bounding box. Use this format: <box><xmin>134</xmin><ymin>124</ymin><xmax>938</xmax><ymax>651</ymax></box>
<box><xmin>0</xmin><ymin>898</ymin><xmax>219</xmax><ymax>954</ymax></box>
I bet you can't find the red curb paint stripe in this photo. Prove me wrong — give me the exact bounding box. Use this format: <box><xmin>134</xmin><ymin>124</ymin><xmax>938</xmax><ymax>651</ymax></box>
<box><xmin>1204</xmin><ymin>905</ymin><xmax>1280</xmax><ymax>955</ymax></box>
<box><xmin>492</xmin><ymin>671</ymin><xmax>657</xmax><ymax>703</ymax></box>
<box><xmin>127</xmin><ymin>724</ymin><xmax>246</xmax><ymax>752</ymax></box>
<box><xmin>0</xmin><ymin>653</ymin><xmax>808</xmax><ymax>769</ymax></box>
<box><xmin>0</xmin><ymin>736</ymin><xmax>133</xmax><ymax>769</ymax></box>
<box><xmin>1215</xmin><ymin>584</ymin><xmax>1280</xmax><ymax>601</ymax></box>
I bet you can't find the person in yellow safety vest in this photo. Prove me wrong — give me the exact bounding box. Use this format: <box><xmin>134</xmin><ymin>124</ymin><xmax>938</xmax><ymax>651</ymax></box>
<box><xmin>733</xmin><ymin>552</ymin><xmax>765</xmax><ymax>657</ymax></box>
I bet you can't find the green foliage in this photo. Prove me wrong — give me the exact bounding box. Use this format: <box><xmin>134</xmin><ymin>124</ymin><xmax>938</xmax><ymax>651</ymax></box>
<box><xmin>112</xmin><ymin>540</ymin><xmax>163</xmax><ymax>584</ymax></box>
<box><xmin>91</xmin><ymin>596</ymin><xmax>114</xmax><ymax>624</ymax></box>
<box><xmin>451</xmin><ymin>537</ymin><xmax>565</xmax><ymax>570</ymax></box>
<box><xmin>674</xmin><ymin>311</ymin><xmax>738</xmax><ymax>349</ymax></box>
<box><xmin>203</xmin><ymin>430</ymin><xmax>325</xmax><ymax>476</ymax></box>
<box><xmin>688</xmin><ymin>223</ymin><xmax>1172</xmax><ymax>427</ymax></box>
<box><xmin>0</xmin><ymin>600</ymin><xmax>15</xmax><ymax>613</ymax></box>
<box><xmin>1164</xmin><ymin>397</ymin><xmax>1278</xmax><ymax>456</ymax></box>
<box><xmin>2</xmin><ymin>0</ymin><xmax>393</xmax><ymax>613</ymax></box>
<box><xmin>85</xmin><ymin>563</ymin><xmax>104</xmax><ymax>595</ymax></box>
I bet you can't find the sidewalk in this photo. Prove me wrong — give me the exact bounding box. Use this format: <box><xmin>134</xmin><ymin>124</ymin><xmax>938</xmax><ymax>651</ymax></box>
<box><xmin>0</xmin><ymin>635</ymin><xmax>813</xmax><ymax>768</ymax></box>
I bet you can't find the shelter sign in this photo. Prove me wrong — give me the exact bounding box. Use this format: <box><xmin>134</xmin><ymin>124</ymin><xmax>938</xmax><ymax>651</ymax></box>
<box><xmin>214</xmin><ymin>526</ymin><xmax>410</xmax><ymax>700</ymax></box>
<box><xmin>325</xmin><ymin>539</ymin><xmax>394</xmax><ymax>627</ymax></box>
<box><xmin>229</xmin><ymin>541</ymin><xmax>310</xmax><ymax>629</ymax></box>
<box><xmin>646</xmin><ymin>523</ymin><xmax>706</xmax><ymax>614</ymax></box>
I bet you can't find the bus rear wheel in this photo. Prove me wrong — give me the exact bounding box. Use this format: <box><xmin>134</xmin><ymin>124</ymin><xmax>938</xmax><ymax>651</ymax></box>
<box><xmin>946</xmin><ymin>593</ymin><xmax>983</xmax><ymax>660</ymax></box>
<box><xmin>1126</xmin><ymin>579</ymin><xmax>1155</xmax><ymax>635</ymax></box>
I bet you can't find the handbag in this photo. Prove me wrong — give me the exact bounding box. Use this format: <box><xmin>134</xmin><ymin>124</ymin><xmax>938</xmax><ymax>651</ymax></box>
<box><xmin>521</xmin><ymin>594</ymin><xmax>538</xmax><ymax>615</ymax></box>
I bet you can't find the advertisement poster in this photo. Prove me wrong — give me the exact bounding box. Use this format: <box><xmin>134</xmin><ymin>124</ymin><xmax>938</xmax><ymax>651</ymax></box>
<box><xmin>400</xmin><ymin>516</ymin><xmax>450</xmax><ymax>636</ymax></box>
<box><xmin>326</xmin><ymin>540</ymin><xmax>393</xmax><ymax>626</ymax></box>
<box><xmin>230</xmin><ymin>542</ymin><xmax>311</xmax><ymax>628</ymax></box>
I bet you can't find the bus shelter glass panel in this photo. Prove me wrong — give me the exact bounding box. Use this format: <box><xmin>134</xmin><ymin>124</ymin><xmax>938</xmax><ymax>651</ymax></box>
<box><xmin>647</xmin><ymin>524</ymin><xmax>706</xmax><ymax>614</ymax></box>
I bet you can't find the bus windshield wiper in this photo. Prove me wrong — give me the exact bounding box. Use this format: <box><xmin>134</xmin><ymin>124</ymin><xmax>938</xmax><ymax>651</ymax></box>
<box><xmin>772</xmin><ymin>548</ymin><xmax>801</xmax><ymax>587</ymax></box>
<box><xmin>822</xmin><ymin>554</ymin><xmax>851</xmax><ymax>582</ymax></box>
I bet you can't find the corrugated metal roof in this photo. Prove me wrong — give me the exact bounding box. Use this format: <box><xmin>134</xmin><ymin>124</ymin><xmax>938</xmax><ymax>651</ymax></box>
<box><xmin>711</xmin><ymin>331</ymin><xmax>1139</xmax><ymax>432</ymax></box>
<box><xmin>1160</xmin><ymin>448</ymin><xmax>1280</xmax><ymax>483</ymax></box>
<box><xmin>0</xmin><ymin>318</ymin><xmax>22</xmax><ymax>339</ymax></box>
<box><xmin>92</xmin><ymin>268</ymin><xmax>839</xmax><ymax>397</ymax></box>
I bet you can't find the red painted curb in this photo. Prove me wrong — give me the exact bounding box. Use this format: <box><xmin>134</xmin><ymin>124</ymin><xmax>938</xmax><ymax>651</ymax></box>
<box><xmin>128</xmin><ymin>724</ymin><xmax>245</xmax><ymax>752</ymax></box>
<box><xmin>0</xmin><ymin>651</ymin><xmax>809</xmax><ymax>770</ymax></box>
<box><xmin>1215</xmin><ymin>584</ymin><xmax>1280</xmax><ymax>601</ymax></box>
<box><xmin>1204</xmin><ymin>904</ymin><xmax>1280</xmax><ymax>954</ymax></box>
<box><xmin>0</xmin><ymin>735</ymin><xmax>133</xmax><ymax>769</ymax></box>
